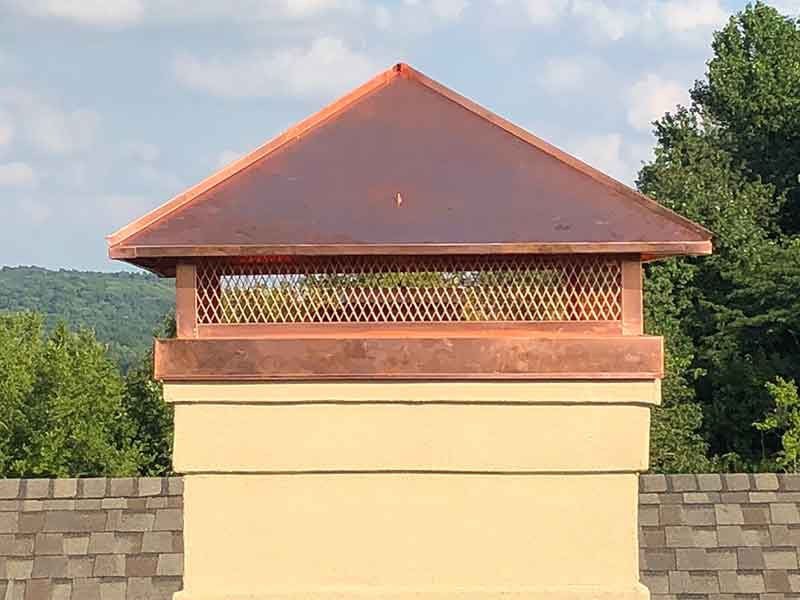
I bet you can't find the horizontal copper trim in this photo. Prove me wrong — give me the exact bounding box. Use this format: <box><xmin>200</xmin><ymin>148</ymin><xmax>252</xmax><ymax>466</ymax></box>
<box><xmin>196</xmin><ymin>322</ymin><xmax>624</xmax><ymax>339</ymax></box>
<box><xmin>110</xmin><ymin>241</ymin><xmax>712</xmax><ymax>260</ymax></box>
<box><xmin>154</xmin><ymin>335</ymin><xmax>663</xmax><ymax>381</ymax></box>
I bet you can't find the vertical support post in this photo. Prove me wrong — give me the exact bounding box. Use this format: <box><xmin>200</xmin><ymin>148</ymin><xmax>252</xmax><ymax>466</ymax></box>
<box><xmin>176</xmin><ymin>263</ymin><xmax>198</xmax><ymax>339</ymax></box>
<box><xmin>621</xmin><ymin>259</ymin><xmax>643</xmax><ymax>335</ymax></box>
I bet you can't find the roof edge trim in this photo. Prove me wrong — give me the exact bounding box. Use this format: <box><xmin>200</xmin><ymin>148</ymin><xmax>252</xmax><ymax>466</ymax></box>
<box><xmin>110</xmin><ymin>240</ymin><xmax>712</xmax><ymax>260</ymax></box>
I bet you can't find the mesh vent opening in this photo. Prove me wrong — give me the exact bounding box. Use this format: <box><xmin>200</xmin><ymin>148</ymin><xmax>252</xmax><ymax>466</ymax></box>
<box><xmin>195</xmin><ymin>255</ymin><xmax>622</xmax><ymax>325</ymax></box>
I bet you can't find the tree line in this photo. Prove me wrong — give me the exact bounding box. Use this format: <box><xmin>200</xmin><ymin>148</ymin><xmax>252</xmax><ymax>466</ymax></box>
<box><xmin>0</xmin><ymin>2</ymin><xmax>799</xmax><ymax>477</ymax></box>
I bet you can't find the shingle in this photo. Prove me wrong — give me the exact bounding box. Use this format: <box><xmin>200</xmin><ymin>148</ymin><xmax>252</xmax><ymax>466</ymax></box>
<box><xmin>63</xmin><ymin>534</ymin><xmax>90</xmax><ymax>555</ymax></box>
<box><xmin>100</xmin><ymin>580</ymin><xmax>126</xmax><ymax>600</ymax></box>
<box><xmin>0</xmin><ymin>480</ymin><xmax>21</xmax><ymax>500</ymax></box>
<box><xmin>44</xmin><ymin>511</ymin><xmax>108</xmax><ymax>533</ymax></box>
<box><xmin>716</xmin><ymin>526</ymin><xmax>744</xmax><ymax>547</ymax></box>
<box><xmin>94</xmin><ymin>554</ymin><xmax>125</xmax><ymax>577</ymax></box>
<box><xmin>31</xmin><ymin>555</ymin><xmax>69</xmax><ymax>578</ymax></box>
<box><xmin>715</xmin><ymin>504</ymin><xmax>744</xmax><ymax>525</ymax></box>
<box><xmin>153</xmin><ymin>509</ymin><xmax>182</xmax><ymax>531</ymax></box>
<box><xmin>764</xmin><ymin>569</ymin><xmax>792</xmax><ymax>593</ymax></box>
<box><xmin>72</xmin><ymin>578</ymin><xmax>101</xmax><ymax>600</ymax></box>
<box><xmin>741</xmin><ymin>526</ymin><xmax>771</xmax><ymax>547</ymax></box>
<box><xmin>79</xmin><ymin>479</ymin><xmax>107</xmax><ymax>498</ymax></box>
<box><xmin>641</xmin><ymin>475</ymin><xmax>668</xmax><ymax>493</ymax></box>
<box><xmin>51</xmin><ymin>581</ymin><xmax>71</xmax><ymax>600</ymax></box>
<box><xmin>23</xmin><ymin>579</ymin><xmax>51</xmax><ymax>600</ymax></box>
<box><xmin>642</xmin><ymin>549</ymin><xmax>676</xmax><ymax>571</ymax></box>
<box><xmin>779</xmin><ymin>474</ymin><xmax>800</xmax><ymax>491</ymax></box>
<box><xmin>718</xmin><ymin>571</ymin><xmax>765</xmax><ymax>594</ymax></box>
<box><xmin>737</xmin><ymin>547</ymin><xmax>765</xmax><ymax>569</ymax></box>
<box><xmin>52</xmin><ymin>480</ymin><xmax>78</xmax><ymax>499</ymax></box>
<box><xmin>640</xmin><ymin>527</ymin><xmax>666</xmax><ymax>548</ymax></box>
<box><xmin>0</xmin><ymin>534</ymin><xmax>34</xmax><ymax>556</ymax></box>
<box><xmin>0</xmin><ymin>512</ymin><xmax>19</xmax><ymax>533</ymax></box>
<box><xmin>126</xmin><ymin>555</ymin><xmax>158</xmax><ymax>577</ymax></box>
<box><xmin>67</xmin><ymin>556</ymin><xmax>95</xmax><ymax>578</ymax></box>
<box><xmin>137</xmin><ymin>479</ymin><xmax>163</xmax><ymax>497</ymax></box>
<box><xmin>166</xmin><ymin>478</ymin><xmax>183</xmax><ymax>496</ymax></box>
<box><xmin>668</xmin><ymin>474</ymin><xmax>697</xmax><ymax>492</ymax></box>
<box><xmin>18</xmin><ymin>512</ymin><xmax>45</xmax><ymax>533</ymax></box>
<box><xmin>641</xmin><ymin>571</ymin><xmax>669</xmax><ymax>594</ymax></box>
<box><xmin>753</xmin><ymin>473</ymin><xmax>779</xmax><ymax>491</ymax></box>
<box><xmin>141</xmin><ymin>531</ymin><xmax>174</xmax><ymax>553</ymax></box>
<box><xmin>107</xmin><ymin>512</ymin><xmax>154</xmax><ymax>532</ymax></box>
<box><xmin>763</xmin><ymin>548</ymin><xmax>798</xmax><ymax>569</ymax></box>
<box><xmin>156</xmin><ymin>553</ymin><xmax>183</xmax><ymax>576</ymax></box>
<box><xmin>109</xmin><ymin>479</ymin><xmax>136</xmax><ymax>498</ymax></box>
<box><xmin>684</xmin><ymin>505</ymin><xmax>716</xmax><ymax>526</ymax></box>
<box><xmin>33</xmin><ymin>533</ymin><xmax>63</xmax><ymax>555</ymax></box>
<box><xmin>741</xmin><ymin>505</ymin><xmax>770</xmax><ymax>525</ymax></box>
<box><xmin>723</xmin><ymin>474</ymin><xmax>751</xmax><ymax>491</ymax></box>
<box><xmin>6</xmin><ymin>558</ymin><xmax>34</xmax><ymax>579</ymax></box>
<box><xmin>22</xmin><ymin>480</ymin><xmax>51</xmax><ymax>499</ymax></box>
<box><xmin>697</xmin><ymin>474</ymin><xmax>723</xmax><ymax>491</ymax></box>
<box><xmin>770</xmin><ymin>503</ymin><xmax>800</xmax><ymax>524</ymax></box>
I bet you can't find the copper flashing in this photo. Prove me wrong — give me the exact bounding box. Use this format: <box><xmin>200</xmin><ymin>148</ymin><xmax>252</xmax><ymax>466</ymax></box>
<box><xmin>153</xmin><ymin>334</ymin><xmax>663</xmax><ymax>381</ymax></box>
<box><xmin>108</xmin><ymin>63</ymin><xmax>711</xmax><ymax>275</ymax></box>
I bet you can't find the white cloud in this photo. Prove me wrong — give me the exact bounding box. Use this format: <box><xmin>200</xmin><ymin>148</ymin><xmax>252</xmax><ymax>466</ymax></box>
<box><xmin>537</xmin><ymin>56</ymin><xmax>592</xmax><ymax>93</ymax></box>
<box><xmin>1</xmin><ymin>0</ymin><xmax>364</xmax><ymax>27</ymax></box>
<box><xmin>772</xmin><ymin>1</ymin><xmax>800</xmax><ymax>16</ymax></box>
<box><xmin>26</xmin><ymin>106</ymin><xmax>100</xmax><ymax>155</ymax></box>
<box><xmin>174</xmin><ymin>37</ymin><xmax>377</xmax><ymax>99</ymax></box>
<box><xmin>429</xmin><ymin>0</ymin><xmax>470</xmax><ymax>21</ymax></box>
<box><xmin>626</xmin><ymin>73</ymin><xmax>688</xmax><ymax>132</ymax></box>
<box><xmin>0</xmin><ymin>88</ymin><xmax>100</xmax><ymax>155</ymax></box>
<box><xmin>660</xmin><ymin>0</ymin><xmax>727</xmax><ymax>32</ymax></box>
<box><xmin>566</xmin><ymin>132</ymin><xmax>637</xmax><ymax>183</ymax></box>
<box><xmin>522</xmin><ymin>0</ymin><xmax>569</xmax><ymax>25</ymax></box>
<box><xmin>0</xmin><ymin>111</ymin><xmax>13</xmax><ymax>147</ymax></box>
<box><xmin>571</xmin><ymin>0</ymin><xmax>638</xmax><ymax>41</ymax></box>
<box><xmin>0</xmin><ymin>161</ymin><xmax>37</xmax><ymax>187</ymax></box>
<box><xmin>5</xmin><ymin>0</ymin><xmax>144</xmax><ymax>26</ymax></box>
<box><xmin>498</xmin><ymin>0</ymin><xmax>730</xmax><ymax>42</ymax></box>
<box><xmin>282</xmin><ymin>0</ymin><xmax>354</xmax><ymax>18</ymax></box>
<box><xmin>123</xmin><ymin>141</ymin><xmax>160</xmax><ymax>162</ymax></box>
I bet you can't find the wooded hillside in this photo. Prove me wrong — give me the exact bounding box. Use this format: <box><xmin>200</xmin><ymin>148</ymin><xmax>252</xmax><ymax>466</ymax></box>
<box><xmin>0</xmin><ymin>266</ymin><xmax>173</xmax><ymax>371</ymax></box>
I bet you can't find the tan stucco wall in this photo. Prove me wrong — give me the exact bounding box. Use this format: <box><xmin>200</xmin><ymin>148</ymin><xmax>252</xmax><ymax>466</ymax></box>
<box><xmin>173</xmin><ymin>403</ymin><xmax>652</xmax><ymax>472</ymax></box>
<box><xmin>167</xmin><ymin>380</ymin><xmax>659</xmax><ymax>600</ymax></box>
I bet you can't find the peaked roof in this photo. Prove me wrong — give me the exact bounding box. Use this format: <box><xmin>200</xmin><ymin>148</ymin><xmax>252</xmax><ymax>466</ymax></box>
<box><xmin>108</xmin><ymin>63</ymin><xmax>711</xmax><ymax>274</ymax></box>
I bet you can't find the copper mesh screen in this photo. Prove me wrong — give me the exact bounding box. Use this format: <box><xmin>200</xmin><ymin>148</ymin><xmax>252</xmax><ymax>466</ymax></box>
<box><xmin>195</xmin><ymin>255</ymin><xmax>622</xmax><ymax>324</ymax></box>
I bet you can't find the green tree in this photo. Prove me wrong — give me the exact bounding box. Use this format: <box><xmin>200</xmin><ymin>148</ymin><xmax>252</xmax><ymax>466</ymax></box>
<box><xmin>0</xmin><ymin>312</ymin><xmax>144</xmax><ymax>477</ymax></box>
<box><xmin>122</xmin><ymin>312</ymin><xmax>175</xmax><ymax>476</ymax></box>
<box><xmin>754</xmin><ymin>377</ymin><xmax>800</xmax><ymax>472</ymax></box>
<box><xmin>638</xmin><ymin>2</ymin><xmax>800</xmax><ymax>469</ymax></box>
<box><xmin>691</xmin><ymin>2</ymin><xmax>800</xmax><ymax>234</ymax></box>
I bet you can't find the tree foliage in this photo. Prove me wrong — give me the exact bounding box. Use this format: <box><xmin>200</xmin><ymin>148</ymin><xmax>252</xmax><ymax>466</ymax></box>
<box><xmin>0</xmin><ymin>312</ymin><xmax>145</xmax><ymax>477</ymax></box>
<box><xmin>638</xmin><ymin>1</ymin><xmax>800</xmax><ymax>471</ymax></box>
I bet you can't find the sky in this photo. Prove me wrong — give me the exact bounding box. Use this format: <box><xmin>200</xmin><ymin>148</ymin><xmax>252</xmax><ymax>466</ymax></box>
<box><xmin>1</xmin><ymin>0</ymin><xmax>798</xmax><ymax>272</ymax></box>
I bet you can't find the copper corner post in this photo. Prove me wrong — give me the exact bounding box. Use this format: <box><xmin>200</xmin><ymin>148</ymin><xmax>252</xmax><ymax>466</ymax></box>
<box><xmin>108</xmin><ymin>63</ymin><xmax>710</xmax><ymax>600</ymax></box>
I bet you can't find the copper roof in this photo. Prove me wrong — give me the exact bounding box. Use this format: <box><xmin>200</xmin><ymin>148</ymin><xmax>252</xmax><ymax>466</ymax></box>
<box><xmin>108</xmin><ymin>63</ymin><xmax>711</xmax><ymax>274</ymax></box>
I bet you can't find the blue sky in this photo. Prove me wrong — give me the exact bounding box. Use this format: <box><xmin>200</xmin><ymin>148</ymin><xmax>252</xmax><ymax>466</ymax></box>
<box><xmin>1</xmin><ymin>0</ymin><xmax>795</xmax><ymax>272</ymax></box>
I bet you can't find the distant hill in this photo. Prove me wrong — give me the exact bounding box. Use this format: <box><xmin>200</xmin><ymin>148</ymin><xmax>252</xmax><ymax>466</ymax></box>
<box><xmin>0</xmin><ymin>266</ymin><xmax>174</xmax><ymax>371</ymax></box>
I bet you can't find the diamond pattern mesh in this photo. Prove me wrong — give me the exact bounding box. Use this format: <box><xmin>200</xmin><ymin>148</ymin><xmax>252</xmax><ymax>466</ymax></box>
<box><xmin>195</xmin><ymin>255</ymin><xmax>622</xmax><ymax>324</ymax></box>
